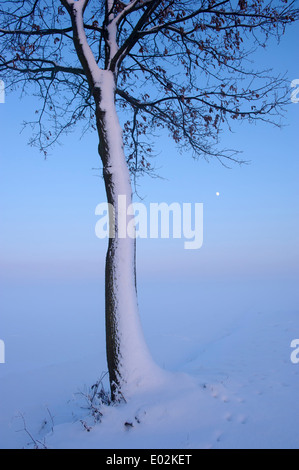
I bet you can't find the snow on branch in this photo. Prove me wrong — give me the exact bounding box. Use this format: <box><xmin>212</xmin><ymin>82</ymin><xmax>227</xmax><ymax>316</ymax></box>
<box><xmin>109</xmin><ymin>0</ymin><xmax>161</xmax><ymax>72</ymax></box>
<box><xmin>60</xmin><ymin>0</ymin><xmax>102</xmax><ymax>88</ymax></box>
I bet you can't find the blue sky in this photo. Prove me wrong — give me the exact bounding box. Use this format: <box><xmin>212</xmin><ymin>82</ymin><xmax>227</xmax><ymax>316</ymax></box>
<box><xmin>0</xmin><ymin>21</ymin><xmax>298</xmax><ymax>288</ymax></box>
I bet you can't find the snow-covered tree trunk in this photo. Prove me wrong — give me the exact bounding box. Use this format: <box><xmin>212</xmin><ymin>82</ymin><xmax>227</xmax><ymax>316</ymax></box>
<box><xmin>95</xmin><ymin>71</ymin><xmax>159</xmax><ymax>400</ymax></box>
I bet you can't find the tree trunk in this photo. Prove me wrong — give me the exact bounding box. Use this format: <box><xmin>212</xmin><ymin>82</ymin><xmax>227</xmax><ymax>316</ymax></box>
<box><xmin>95</xmin><ymin>71</ymin><xmax>160</xmax><ymax>401</ymax></box>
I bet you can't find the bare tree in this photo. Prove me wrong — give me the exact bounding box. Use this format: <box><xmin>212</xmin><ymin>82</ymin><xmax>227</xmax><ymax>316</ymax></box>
<box><xmin>0</xmin><ymin>0</ymin><xmax>298</xmax><ymax>401</ymax></box>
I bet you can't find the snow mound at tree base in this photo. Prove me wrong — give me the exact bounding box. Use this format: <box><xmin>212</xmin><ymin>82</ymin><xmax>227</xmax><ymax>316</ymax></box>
<box><xmin>44</xmin><ymin>371</ymin><xmax>230</xmax><ymax>449</ymax></box>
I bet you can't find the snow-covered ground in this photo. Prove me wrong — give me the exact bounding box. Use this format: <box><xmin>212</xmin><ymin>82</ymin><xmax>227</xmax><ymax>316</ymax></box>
<box><xmin>0</xmin><ymin>277</ymin><xmax>298</xmax><ymax>449</ymax></box>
